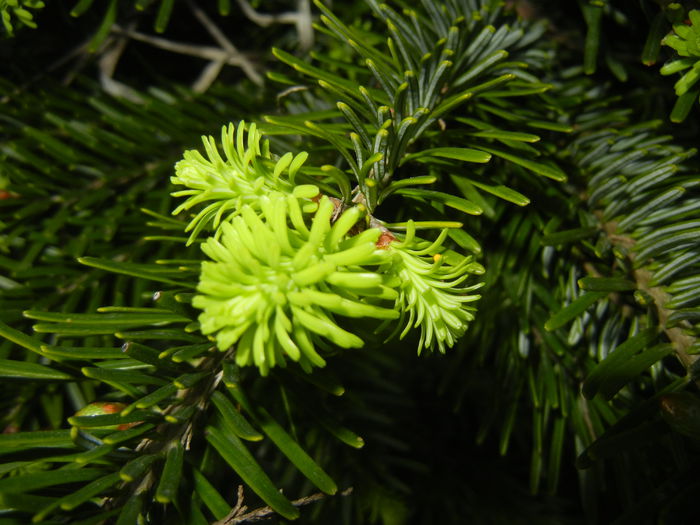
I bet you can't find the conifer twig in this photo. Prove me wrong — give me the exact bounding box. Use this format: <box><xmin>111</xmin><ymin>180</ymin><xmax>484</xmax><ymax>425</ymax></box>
<box><xmin>234</xmin><ymin>0</ymin><xmax>313</xmax><ymax>49</ymax></box>
<box><xmin>234</xmin><ymin>0</ymin><xmax>305</xmax><ymax>26</ymax></box>
<box><xmin>98</xmin><ymin>22</ymin><xmax>144</xmax><ymax>102</ymax></box>
<box><xmin>601</xmin><ymin>220</ymin><xmax>698</xmax><ymax>370</ymax></box>
<box><xmin>110</xmin><ymin>25</ymin><xmax>261</xmax><ymax>86</ymax></box>
<box><xmin>213</xmin><ymin>486</ymin><xmax>354</xmax><ymax>524</ymax></box>
<box><xmin>187</xmin><ymin>0</ymin><xmax>262</xmax><ymax>86</ymax></box>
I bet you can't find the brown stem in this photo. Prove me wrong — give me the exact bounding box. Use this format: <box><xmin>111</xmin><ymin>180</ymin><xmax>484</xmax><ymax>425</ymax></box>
<box><xmin>213</xmin><ymin>486</ymin><xmax>354</xmax><ymax>525</ymax></box>
<box><xmin>105</xmin><ymin>350</ymin><xmax>224</xmax><ymax>511</ymax></box>
<box><xmin>600</xmin><ymin>220</ymin><xmax>697</xmax><ymax>371</ymax></box>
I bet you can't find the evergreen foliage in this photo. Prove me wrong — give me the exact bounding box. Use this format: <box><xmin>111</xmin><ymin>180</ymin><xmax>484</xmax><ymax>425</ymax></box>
<box><xmin>661</xmin><ymin>8</ymin><xmax>700</xmax><ymax>121</ymax></box>
<box><xmin>1</xmin><ymin>0</ymin><xmax>700</xmax><ymax>523</ymax></box>
<box><xmin>0</xmin><ymin>0</ymin><xmax>43</xmax><ymax>36</ymax></box>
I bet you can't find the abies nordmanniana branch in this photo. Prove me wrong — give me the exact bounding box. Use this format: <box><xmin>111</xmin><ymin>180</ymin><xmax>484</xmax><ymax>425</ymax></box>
<box><xmin>0</xmin><ymin>2</ymin><xmax>556</xmax><ymax>522</ymax></box>
<box><xmin>171</xmin><ymin>0</ymin><xmax>563</xmax><ymax>374</ymax></box>
<box><xmin>2</xmin><ymin>0</ymin><xmax>700</xmax><ymax>524</ymax></box>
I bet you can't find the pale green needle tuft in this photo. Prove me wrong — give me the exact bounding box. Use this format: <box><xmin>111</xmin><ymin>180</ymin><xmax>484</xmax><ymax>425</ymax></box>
<box><xmin>661</xmin><ymin>10</ymin><xmax>700</xmax><ymax>96</ymax></box>
<box><xmin>173</xmin><ymin>121</ymin><xmax>484</xmax><ymax>373</ymax></box>
<box><xmin>171</xmin><ymin>121</ymin><xmax>314</xmax><ymax>244</ymax></box>
<box><xmin>193</xmin><ymin>192</ymin><xmax>397</xmax><ymax>375</ymax></box>
<box><xmin>384</xmin><ymin>221</ymin><xmax>484</xmax><ymax>354</ymax></box>
<box><xmin>1</xmin><ymin>0</ymin><xmax>44</xmax><ymax>36</ymax></box>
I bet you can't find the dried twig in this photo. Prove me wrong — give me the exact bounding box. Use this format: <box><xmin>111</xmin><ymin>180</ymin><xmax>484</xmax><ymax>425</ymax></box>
<box><xmin>3</xmin><ymin>0</ymin><xmax>313</xmax><ymax>102</ymax></box>
<box><xmin>213</xmin><ymin>486</ymin><xmax>353</xmax><ymax>525</ymax></box>
<box><xmin>294</xmin><ymin>0</ymin><xmax>314</xmax><ymax>51</ymax></box>
<box><xmin>98</xmin><ymin>22</ymin><xmax>144</xmax><ymax>102</ymax></box>
<box><xmin>188</xmin><ymin>0</ymin><xmax>262</xmax><ymax>86</ymax></box>
<box><xmin>234</xmin><ymin>0</ymin><xmax>302</xmax><ymax>26</ymax></box>
<box><xmin>110</xmin><ymin>24</ymin><xmax>263</xmax><ymax>89</ymax></box>
<box><xmin>235</xmin><ymin>0</ymin><xmax>313</xmax><ymax>50</ymax></box>
<box><xmin>193</xmin><ymin>58</ymin><xmax>227</xmax><ymax>94</ymax></box>
<box><xmin>111</xmin><ymin>26</ymin><xmax>238</xmax><ymax>64</ymax></box>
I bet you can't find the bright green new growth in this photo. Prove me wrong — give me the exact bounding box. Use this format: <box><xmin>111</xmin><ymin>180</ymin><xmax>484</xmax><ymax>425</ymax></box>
<box><xmin>174</xmin><ymin>121</ymin><xmax>483</xmax><ymax>374</ymax></box>
<box><xmin>0</xmin><ymin>0</ymin><xmax>44</xmax><ymax>36</ymax></box>
<box><xmin>386</xmin><ymin>222</ymin><xmax>484</xmax><ymax>354</ymax></box>
<box><xmin>193</xmin><ymin>192</ymin><xmax>399</xmax><ymax>375</ymax></box>
<box><xmin>171</xmin><ymin>122</ymin><xmax>312</xmax><ymax>244</ymax></box>
<box><xmin>661</xmin><ymin>10</ymin><xmax>700</xmax><ymax>96</ymax></box>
